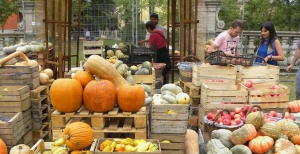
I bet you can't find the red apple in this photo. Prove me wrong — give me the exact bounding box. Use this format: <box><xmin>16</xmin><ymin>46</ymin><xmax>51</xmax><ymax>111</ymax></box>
<box><xmin>229</xmin><ymin>112</ymin><xmax>235</xmax><ymax>119</ymax></box>
<box><xmin>290</xmin><ymin>116</ymin><xmax>296</xmax><ymax>121</ymax></box>
<box><xmin>271</xmin><ymin>84</ymin><xmax>280</xmax><ymax>89</ymax></box>
<box><xmin>223</xmin><ymin>119</ymin><xmax>231</xmax><ymax>125</ymax></box>
<box><xmin>239</xmin><ymin>112</ymin><xmax>245</xmax><ymax>118</ymax></box>
<box><xmin>231</xmin><ymin>121</ymin><xmax>237</xmax><ymax>126</ymax></box>
<box><xmin>276</xmin><ymin>113</ymin><xmax>282</xmax><ymax>118</ymax></box>
<box><xmin>211</xmin><ymin>114</ymin><xmax>217</xmax><ymax>121</ymax></box>
<box><xmin>217</xmin><ymin>117</ymin><xmax>223</xmax><ymax>123</ymax></box>
<box><xmin>207</xmin><ymin>112</ymin><xmax>213</xmax><ymax>119</ymax></box>
<box><xmin>251</xmin><ymin>108</ymin><xmax>257</xmax><ymax>112</ymax></box>
<box><xmin>284</xmin><ymin>112</ymin><xmax>291</xmax><ymax>119</ymax></box>
<box><xmin>223</xmin><ymin>114</ymin><xmax>231</xmax><ymax>120</ymax></box>
<box><xmin>234</xmin><ymin>118</ymin><xmax>242</xmax><ymax>125</ymax></box>
<box><xmin>241</xmin><ymin>117</ymin><xmax>246</xmax><ymax>123</ymax></box>
<box><xmin>242</xmin><ymin>105</ymin><xmax>250</xmax><ymax>113</ymax></box>
<box><xmin>269</xmin><ymin>111</ymin><xmax>277</xmax><ymax>117</ymax></box>
<box><xmin>234</xmin><ymin>114</ymin><xmax>241</xmax><ymax>119</ymax></box>
<box><xmin>234</xmin><ymin>107</ymin><xmax>242</xmax><ymax>114</ymax></box>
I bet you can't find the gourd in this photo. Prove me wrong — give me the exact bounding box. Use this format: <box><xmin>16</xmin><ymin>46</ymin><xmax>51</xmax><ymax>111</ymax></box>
<box><xmin>63</xmin><ymin>122</ymin><xmax>94</xmax><ymax>151</ymax></box>
<box><xmin>211</xmin><ymin>129</ymin><xmax>233</xmax><ymax>149</ymax></box>
<box><xmin>16</xmin><ymin>46</ymin><xmax>27</xmax><ymax>53</ymax></box>
<box><xmin>295</xmin><ymin>145</ymin><xmax>300</xmax><ymax>153</ymax></box>
<box><xmin>39</xmin><ymin>72</ymin><xmax>49</xmax><ymax>85</ymax></box>
<box><xmin>41</xmin><ymin>68</ymin><xmax>54</xmax><ymax>79</ymax></box>
<box><xmin>107</xmin><ymin>49</ymin><xmax>115</xmax><ymax>57</ymax></box>
<box><xmin>245</xmin><ymin>105</ymin><xmax>265</xmax><ymax>129</ymax></box>
<box><xmin>0</xmin><ymin>51</ymin><xmax>39</xmax><ymax>67</ymax></box>
<box><xmin>249</xmin><ymin>136</ymin><xmax>274</xmax><ymax>153</ymax></box>
<box><xmin>70</xmin><ymin>150</ymin><xmax>90</xmax><ymax>154</ymax></box>
<box><xmin>185</xmin><ymin>129</ymin><xmax>199</xmax><ymax>154</ymax></box>
<box><xmin>86</xmin><ymin>55</ymin><xmax>127</xmax><ymax>89</ymax></box>
<box><xmin>161</xmin><ymin>94</ymin><xmax>177</xmax><ymax>104</ymax></box>
<box><xmin>0</xmin><ymin>138</ymin><xmax>7</xmax><ymax>154</ymax></box>
<box><xmin>291</xmin><ymin>135</ymin><xmax>300</xmax><ymax>145</ymax></box>
<box><xmin>277</xmin><ymin>119</ymin><xmax>300</xmax><ymax>139</ymax></box>
<box><xmin>229</xmin><ymin>124</ymin><xmax>257</xmax><ymax>145</ymax></box>
<box><xmin>51</xmin><ymin>147</ymin><xmax>69</xmax><ymax>154</ymax></box>
<box><xmin>141</xmin><ymin>61</ymin><xmax>151</xmax><ymax>71</ymax></box>
<box><xmin>50</xmin><ymin>79</ymin><xmax>83</xmax><ymax>113</ymax></box>
<box><xmin>117</xmin><ymin>83</ymin><xmax>145</xmax><ymax>112</ymax></box>
<box><xmin>144</xmin><ymin>92</ymin><xmax>152</xmax><ymax>106</ymax></box>
<box><xmin>9</xmin><ymin>144</ymin><xmax>30</xmax><ymax>154</ymax></box>
<box><xmin>230</xmin><ymin>145</ymin><xmax>251</xmax><ymax>154</ymax></box>
<box><xmin>274</xmin><ymin>138</ymin><xmax>298</xmax><ymax>154</ymax></box>
<box><xmin>161</xmin><ymin>84</ymin><xmax>182</xmax><ymax>94</ymax></box>
<box><xmin>260</xmin><ymin>121</ymin><xmax>281</xmax><ymax>139</ymax></box>
<box><xmin>83</xmin><ymin>80</ymin><xmax>116</xmax><ymax>112</ymax></box>
<box><xmin>125</xmin><ymin>71</ymin><xmax>134</xmax><ymax>83</ymax></box>
<box><xmin>206</xmin><ymin>139</ymin><xmax>232</xmax><ymax>154</ymax></box>
<box><xmin>161</xmin><ymin>90</ymin><xmax>176</xmax><ymax>97</ymax></box>
<box><xmin>135</xmin><ymin>68</ymin><xmax>150</xmax><ymax>75</ymax></box>
<box><xmin>140</xmin><ymin>84</ymin><xmax>152</xmax><ymax>95</ymax></box>
<box><xmin>74</xmin><ymin>69</ymin><xmax>94</xmax><ymax>88</ymax></box>
<box><xmin>3</xmin><ymin>44</ymin><xmax>14</xmax><ymax>54</ymax></box>
<box><xmin>116</xmin><ymin>64</ymin><xmax>129</xmax><ymax>76</ymax></box>
<box><xmin>130</xmin><ymin>65</ymin><xmax>138</xmax><ymax>74</ymax></box>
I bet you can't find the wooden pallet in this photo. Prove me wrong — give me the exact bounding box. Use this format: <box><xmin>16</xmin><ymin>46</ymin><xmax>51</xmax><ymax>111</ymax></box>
<box><xmin>32</xmin><ymin>114</ymin><xmax>51</xmax><ymax>130</ymax></box>
<box><xmin>33</xmin><ymin>122</ymin><xmax>52</xmax><ymax>142</ymax></box>
<box><xmin>32</xmin><ymin>104</ymin><xmax>51</xmax><ymax>119</ymax></box>
<box><xmin>188</xmin><ymin>115</ymin><xmax>198</xmax><ymax>127</ymax></box>
<box><xmin>150</xmin><ymin>133</ymin><xmax>185</xmax><ymax>154</ymax></box>
<box><xmin>182</xmin><ymin>81</ymin><xmax>201</xmax><ymax>97</ymax></box>
<box><xmin>30</xmin><ymin>84</ymin><xmax>51</xmax><ymax>100</ymax></box>
<box><xmin>31</xmin><ymin>95</ymin><xmax>50</xmax><ymax>109</ymax></box>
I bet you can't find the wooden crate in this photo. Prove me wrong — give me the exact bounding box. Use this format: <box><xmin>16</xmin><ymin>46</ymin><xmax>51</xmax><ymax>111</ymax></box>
<box><xmin>201</xmin><ymin>83</ymin><xmax>248</xmax><ymax>110</ymax></box>
<box><xmin>0</xmin><ymin>85</ymin><xmax>31</xmax><ymax>112</ymax></box>
<box><xmin>31</xmin><ymin>95</ymin><xmax>50</xmax><ymax>109</ymax></box>
<box><xmin>192</xmin><ymin>63</ymin><xmax>237</xmax><ymax>86</ymax></box>
<box><xmin>0</xmin><ymin>65</ymin><xmax>40</xmax><ymax>89</ymax></box>
<box><xmin>83</xmin><ymin>39</ymin><xmax>104</xmax><ymax>58</ymax></box>
<box><xmin>20</xmin><ymin>130</ymin><xmax>33</xmax><ymax>146</ymax></box>
<box><xmin>0</xmin><ymin>112</ymin><xmax>24</xmax><ymax>145</ymax></box>
<box><xmin>30</xmin><ymin>139</ymin><xmax>97</xmax><ymax>154</ymax></box>
<box><xmin>132</xmin><ymin>67</ymin><xmax>155</xmax><ymax>95</ymax></box>
<box><xmin>150</xmin><ymin>133</ymin><xmax>185</xmax><ymax>154</ymax></box>
<box><xmin>23</xmin><ymin>108</ymin><xmax>32</xmax><ymax>134</ymax></box>
<box><xmin>236</xmin><ymin>65</ymin><xmax>280</xmax><ymax>82</ymax></box>
<box><xmin>151</xmin><ymin>104</ymin><xmax>188</xmax><ymax>134</ymax></box>
<box><xmin>30</xmin><ymin>84</ymin><xmax>51</xmax><ymax>100</ymax></box>
<box><xmin>241</xmin><ymin>83</ymin><xmax>290</xmax><ymax>109</ymax></box>
<box><xmin>51</xmin><ymin>106</ymin><xmax>148</xmax><ymax>140</ymax></box>
<box><xmin>95</xmin><ymin>138</ymin><xmax>162</xmax><ymax>154</ymax></box>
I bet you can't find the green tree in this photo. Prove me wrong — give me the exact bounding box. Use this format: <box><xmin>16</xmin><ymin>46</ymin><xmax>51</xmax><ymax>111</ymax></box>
<box><xmin>218</xmin><ymin>0</ymin><xmax>242</xmax><ymax>29</ymax></box>
<box><xmin>0</xmin><ymin>0</ymin><xmax>18</xmax><ymax>32</ymax></box>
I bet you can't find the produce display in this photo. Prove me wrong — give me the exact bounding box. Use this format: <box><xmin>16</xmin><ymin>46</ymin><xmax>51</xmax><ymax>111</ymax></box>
<box><xmin>99</xmin><ymin>138</ymin><xmax>159</xmax><ymax>152</ymax></box>
<box><xmin>152</xmin><ymin>83</ymin><xmax>190</xmax><ymax>104</ymax></box>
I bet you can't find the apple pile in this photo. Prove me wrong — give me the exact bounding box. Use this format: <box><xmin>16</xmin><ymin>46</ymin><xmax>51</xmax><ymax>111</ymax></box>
<box><xmin>243</xmin><ymin>80</ymin><xmax>287</xmax><ymax>97</ymax></box>
<box><xmin>206</xmin><ymin>105</ymin><xmax>250</xmax><ymax>126</ymax></box>
<box><xmin>264</xmin><ymin>110</ymin><xmax>296</xmax><ymax>122</ymax></box>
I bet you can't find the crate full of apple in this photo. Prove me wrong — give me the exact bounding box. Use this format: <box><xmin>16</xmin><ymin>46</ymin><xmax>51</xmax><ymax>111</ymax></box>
<box><xmin>241</xmin><ymin>80</ymin><xmax>290</xmax><ymax>109</ymax></box>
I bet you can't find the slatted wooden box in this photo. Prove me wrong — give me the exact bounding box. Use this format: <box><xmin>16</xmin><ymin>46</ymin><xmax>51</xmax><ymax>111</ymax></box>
<box><xmin>150</xmin><ymin>133</ymin><xmax>185</xmax><ymax>154</ymax></box>
<box><xmin>200</xmin><ymin>83</ymin><xmax>248</xmax><ymax>110</ymax></box>
<box><xmin>0</xmin><ymin>65</ymin><xmax>40</xmax><ymax>89</ymax></box>
<box><xmin>30</xmin><ymin>139</ymin><xmax>97</xmax><ymax>154</ymax></box>
<box><xmin>0</xmin><ymin>112</ymin><xmax>24</xmax><ymax>145</ymax></box>
<box><xmin>192</xmin><ymin>63</ymin><xmax>237</xmax><ymax>86</ymax></box>
<box><xmin>241</xmin><ymin>82</ymin><xmax>290</xmax><ymax>109</ymax></box>
<box><xmin>132</xmin><ymin>67</ymin><xmax>155</xmax><ymax>95</ymax></box>
<box><xmin>236</xmin><ymin>65</ymin><xmax>280</xmax><ymax>83</ymax></box>
<box><xmin>95</xmin><ymin>138</ymin><xmax>162</xmax><ymax>154</ymax></box>
<box><xmin>150</xmin><ymin>104</ymin><xmax>188</xmax><ymax>134</ymax></box>
<box><xmin>0</xmin><ymin>85</ymin><xmax>31</xmax><ymax>112</ymax></box>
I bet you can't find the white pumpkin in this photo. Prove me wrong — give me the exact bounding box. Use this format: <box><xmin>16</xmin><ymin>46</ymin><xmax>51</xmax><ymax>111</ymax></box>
<box><xmin>42</xmin><ymin>68</ymin><xmax>54</xmax><ymax>79</ymax></box>
<box><xmin>16</xmin><ymin>46</ymin><xmax>26</xmax><ymax>53</ymax></box>
<box><xmin>176</xmin><ymin>92</ymin><xmax>190</xmax><ymax>104</ymax></box>
<box><xmin>10</xmin><ymin>144</ymin><xmax>30</xmax><ymax>154</ymax></box>
<box><xmin>39</xmin><ymin>72</ymin><xmax>49</xmax><ymax>85</ymax></box>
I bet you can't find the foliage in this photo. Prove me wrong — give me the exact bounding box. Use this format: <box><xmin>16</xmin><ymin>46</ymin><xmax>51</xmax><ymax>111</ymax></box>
<box><xmin>0</xmin><ymin>0</ymin><xmax>18</xmax><ymax>32</ymax></box>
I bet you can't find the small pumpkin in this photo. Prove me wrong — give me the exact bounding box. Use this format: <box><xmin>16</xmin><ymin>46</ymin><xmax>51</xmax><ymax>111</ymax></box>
<box><xmin>274</xmin><ymin>138</ymin><xmax>298</xmax><ymax>154</ymax></box>
<box><xmin>260</xmin><ymin>121</ymin><xmax>281</xmax><ymax>139</ymax></box>
<box><xmin>277</xmin><ymin>119</ymin><xmax>300</xmax><ymax>139</ymax></box>
<box><xmin>74</xmin><ymin>69</ymin><xmax>94</xmax><ymax>88</ymax></box>
<box><xmin>245</xmin><ymin>105</ymin><xmax>265</xmax><ymax>129</ymax></box>
<box><xmin>117</xmin><ymin>83</ymin><xmax>145</xmax><ymax>112</ymax></box>
<box><xmin>9</xmin><ymin>144</ymin><xmax>30</xmax><ymax>154</ymax></box>
<box><xmin>229</xmin><ymin>124</ymin><xmax>257</xmax><ymax>145</ymax></box>
<box><xmin>291</xmin><ymin>135</ymin><xmax>300</xmax><ymax>145</ymax></box>
<box><xmin>83</xmin><ymin>80</ymin><xmax>116</xmax><ymax>112</ymax></box>
<box><xmin>0</xmin><ymin>138</ymin><xmax>7</xmax><ymax>154</ymax></box>
<box><xmin>211</xmin><ymin>129</ymin><xmax>233</xmax><ymax>149</ymax></box>
<box><xmin>63</xmin><ymin>122</ymin><xmax>94</xmax><ymax>151</ymax></box>
<box><xmin>50</xmin><ymin>79</ymin><xmax>83</xmax><ymax>113</ymax></box>
<box><xmin>230</xmin><ymin>145</ymin><xmax>252</xmax><ymax>154</ymax></box>
<box><xmin>206</xmin><ymin>139</ymin><xmax>231</xmax><ymax>154</ymax></box>
<box><xmin>249</xmin><ymin>136</ymin><xmax>274</xmax><ymax>153</ymax></box>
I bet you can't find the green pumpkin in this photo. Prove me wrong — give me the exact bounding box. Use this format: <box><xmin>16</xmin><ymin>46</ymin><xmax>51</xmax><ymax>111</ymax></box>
<box><xmin>230</xmin><ymin>145</ymin><xmax>252</xmax><ymax>154</ymax></box>
<box><xmin>245</xmin><ymin>110</ymin><xmax>264</xmax><ymax>129</ymax></box>
<box><xmin>260</xmin><ymin>122</ymin><xmax>281</xmax><ymax>139</ymax></box>
<box><xmin>277</xmin><ymin>119</ymin><xmax>300</xmax><ymax>139</ymax></box>
<box><xmin>140</xmin><ymin>84</ymin><xmax>152</xmax><ymax>95</ymax></box>
<box><xmin>206</xmin><ymin>139</ymin><xmax>231</xmax><ymax>154</ymax></box>
<box><xmin>211</xmin><ymin>129</ymin><xmax>233</xmax><ymax>149</ymax></box>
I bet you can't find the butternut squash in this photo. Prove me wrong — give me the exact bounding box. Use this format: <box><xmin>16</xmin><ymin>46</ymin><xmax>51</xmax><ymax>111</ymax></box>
<box><xmin>0</xmin><ymin>51</ymin><xmax>38</xmax><ymax>67</ymax></box>
<box><xmin>86</xmin><ymin>55</ymin><xmax>127</xmax><ymax>89</ymax></box>
<box><xmin>185</xmin><ymin>129</ymin><xmax>199</xmax><ymax>154</ymax></box>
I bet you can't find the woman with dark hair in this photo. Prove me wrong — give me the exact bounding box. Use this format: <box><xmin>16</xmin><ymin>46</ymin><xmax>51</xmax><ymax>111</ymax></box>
<box><xmin>255</xmin><ymin>21</ymin><xmax>284</xmax><ymax>65</ymax></box>
<box><xmin>138</xmin><ymin>21</ymin><xmax>171</xmax><ymax>84</ymax></box>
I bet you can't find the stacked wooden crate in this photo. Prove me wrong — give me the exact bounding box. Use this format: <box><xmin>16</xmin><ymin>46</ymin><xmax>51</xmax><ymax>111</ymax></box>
<box><xmin>30</xmin><ymin>84</ymin><xmax>52</xmax><ymax>143</ymax></box>
<box><xmin>132</xmin><ymin>67</ymin><xmax>156</xmax><ymax>95</ymax></box>
<box><xmin>149</xmin><ymin>104</ymin><xmax>188</xmax><ymax>154</ymax></box>
<box><xmin>51</xmin><ymin>106</ymin><xmax>148</xmax><ymax>140</ymax></box>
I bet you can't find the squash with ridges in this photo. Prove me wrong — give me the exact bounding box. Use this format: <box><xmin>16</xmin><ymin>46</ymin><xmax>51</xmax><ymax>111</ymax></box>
<box><xmin>86</xmin><ymin>55</ymin><xmax>127</xmax><ymax>89</ymax></box>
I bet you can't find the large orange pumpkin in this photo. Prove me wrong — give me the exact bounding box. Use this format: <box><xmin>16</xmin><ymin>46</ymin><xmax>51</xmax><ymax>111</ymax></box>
<box><xmin>0</xmin><ymin>138</ymin><xmax>7</xmax><ymax>154</ymax></box>
<box><xmin>74</xmin><ymin>69</ymin><xmax>94</xmax><ymax>88</ymax></box>
<box><xmin>117</xmin><ymin>83</ymin><xmax>145</xmax><ymax>112</ymax></box>
<box><xmin>63</xmin><ymin>122</ymin><xmax>94</xmax><ymax>151</ymax></box>
<box><xmin>50</xmin><ymin>79</ymin><xmax>83</xmax><ymax>113</ymax></box>
<box><xmin>83</xmin><ymin>80</ymin><xmax>116</xmax><ymax>112</ymax></box>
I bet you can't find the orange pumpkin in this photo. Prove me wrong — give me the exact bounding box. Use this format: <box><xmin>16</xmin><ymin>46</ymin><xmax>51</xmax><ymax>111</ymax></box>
<box><xmin>229</xmin><ymin>124</ymin><xmax>257</xmax><ymax>145</ymax></box>
<box><xmin>50</xmin><ymin>79</ymin><xmax>83</xmax><ymax>113</ymax></box>
<box><xmin>291</xmin><ymin>135</ymin><xmax>300</xmax><ymax>145</ymax></box>
<box><xmin>0</xmin><ymin>138</ymin><xmax>7</xmax><ymax>154</ymax></box>
<box><xmin>249</xmin><ymin>136</ymin><xmax>274</xmax><ymax>153</ymax></box>
<box><xmin>74</xmin><ymin>69</ymin><xmax>94</xmax><ymax>88</ymax></box>
<box><xmin>63</xmin><ymin>122</ymin><xmax>94</xmax><ymax>151</ymax></box>
<box><xmin>83</xmin><ymin>80</ymin><xmax>116</xmax><ymax>112</ymax></box>
<box><xmin>117</xmin><ymin>83</ymin><xmax>145</xmax><ymax>112</ymax></box>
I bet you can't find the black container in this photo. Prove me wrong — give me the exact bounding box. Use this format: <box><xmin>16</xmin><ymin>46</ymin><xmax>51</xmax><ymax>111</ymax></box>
<box><xmin>209</xmin><ymin>51</ymin><xmax>253</xmax><ymax>66</ymax></box>
<box><xmin>130</xmin><ymin>45</ymin><xmax>157</xmax><ymax>64</ymax></box>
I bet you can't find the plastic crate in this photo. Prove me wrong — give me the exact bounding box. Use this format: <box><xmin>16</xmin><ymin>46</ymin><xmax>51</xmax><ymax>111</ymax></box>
<box><xmin>130</xmin><ymin>45</ymin><xmax>157</xmax><ymax>63</ymax></box>
<box><xmin>104</xmin><ymin>45</ymin><xmax>130</xmax><ymax>63</ymax></box>
<box><xmin>208</xmin><ymin>51</ymin><xmax>253</xmax><ymax>66</ymax></box>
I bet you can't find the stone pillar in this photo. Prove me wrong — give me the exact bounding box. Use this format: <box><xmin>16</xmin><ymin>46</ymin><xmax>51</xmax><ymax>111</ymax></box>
<box><xmin>281</xmin><ymin>37</ymin><xmax>289</xmax><ymax>55</ymax></box>
<box><xmin>247</xmin><ymin>36</ymin><xmax>256</xmax><ymax>54</ymax></box>
<box><xmin>204</xmin><ymin>0</ymin><xmax>224</xmax><ymax>40</ymax></box>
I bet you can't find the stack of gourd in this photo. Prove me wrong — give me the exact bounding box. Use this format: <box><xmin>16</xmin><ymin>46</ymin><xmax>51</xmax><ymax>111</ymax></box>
<box><xmin>205</xmin><ymin>106</ymin><xmax>300</xmax><ymax>154</ymax></box>
<box><xmin>129</xmin><ymin>61</ymin><xmax>152</xmax><ymax>75</ymax></box>
<box><xmin>2</xmin><ymin>40</ymin><xmax>52</xmax><ymax>54</ymax></box>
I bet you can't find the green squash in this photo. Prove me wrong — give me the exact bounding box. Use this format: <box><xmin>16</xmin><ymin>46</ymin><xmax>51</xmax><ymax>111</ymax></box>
<box><xmin>245</xmin><ymin>106</ymin><xmax>264</xmax><ymax>129</ymax></box>
<box><xmin>277</xmin><ymin>119</ymin><xmax>300</xmax><ymax>139</ymax></box>
<box><xmin>140</xmin><ymin>84</ymin><xmax>152</xmax><ymax>95</ymax></box>
<box><xmin>211</xmin><ymin>129</ymin><xmax>233</xmax><ymax>149</ymax></box>
<box><xmin>230</xmin><ymin>145</ymin><xmax>251</xmax><ymax>154</ymax></box>
<box><xmin>207</xmin><ymin>139</ymin><xmax>232</xmax><ymax>154</ymax></box>
<box><xmin>141</xmin><ymin>61</ymin><xmax>151</xmax><ymax>71</ymax></box>
<box><xmin>260</xmin><ymin>122</ymin><xmax>281</xmax><ymax>139</ymax></box>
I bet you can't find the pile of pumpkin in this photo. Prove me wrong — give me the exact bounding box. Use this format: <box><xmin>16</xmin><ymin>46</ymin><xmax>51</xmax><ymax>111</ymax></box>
<box><xmin>3</xmin><ymin>39</ymin><xmax>51</xmax><ymax>54</ymax></box>
<box><xmin>206</xmin><ymin>106</ymin><xmax>300</xmax><ymax>154</ymax></box>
